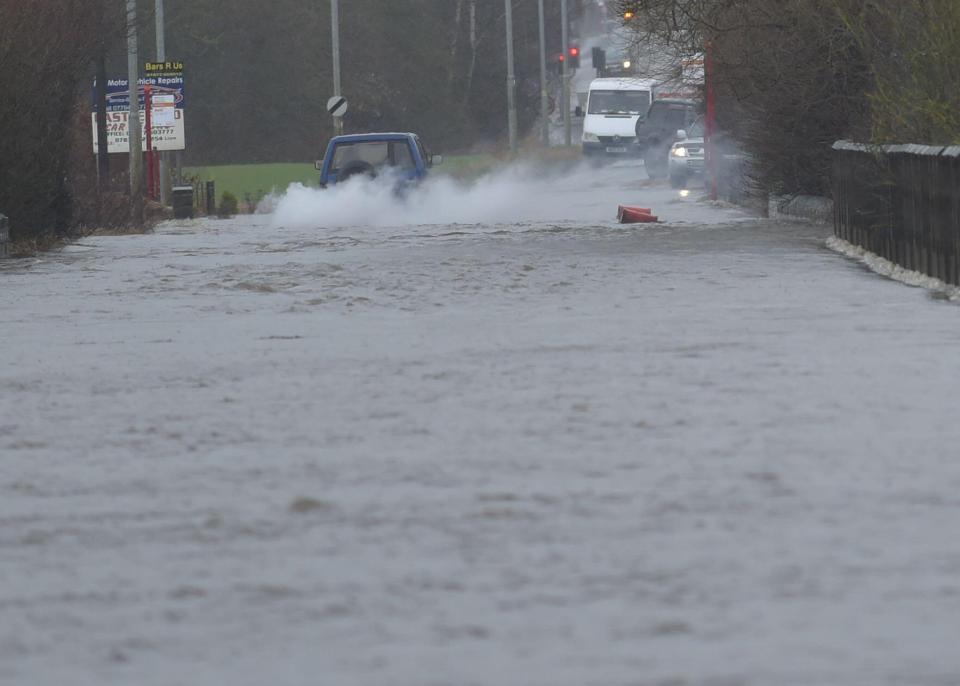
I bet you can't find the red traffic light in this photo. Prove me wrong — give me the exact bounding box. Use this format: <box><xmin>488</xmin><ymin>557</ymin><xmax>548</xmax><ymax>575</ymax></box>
<box><xmin>569</xmin><ymin>47</ymin><xmax>579</xmax><ymax>57</ymax></box>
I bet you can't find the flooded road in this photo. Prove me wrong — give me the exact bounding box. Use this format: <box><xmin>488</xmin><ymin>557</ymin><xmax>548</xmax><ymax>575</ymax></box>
<box><xmin>3</xmin><ymin>162</ymin><xmax>960</xmax><ymax>685</ymax></box>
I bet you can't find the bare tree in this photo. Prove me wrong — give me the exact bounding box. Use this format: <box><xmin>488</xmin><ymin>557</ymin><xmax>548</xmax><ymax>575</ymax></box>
<box><xmin>617</xmin><ymin>0</ymin><xmax>871</xmax><ymax>195</ymax></box>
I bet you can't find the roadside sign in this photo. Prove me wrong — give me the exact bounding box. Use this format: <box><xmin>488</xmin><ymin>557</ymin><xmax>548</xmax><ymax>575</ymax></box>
<box><xmin>327</xmin><ymin>95</ymin><xmax>348</xmax><ymax>118</ymax></box>
<box><xmin>93</xmin><ymin>65</ymin><xmax>185</xmax><ymax>112</ymax></box>
<box><xmin>92</xmin><ymin>60</ymin><xmax>186</xmax><ymax>154</ymax></box>
<box><xmin>152</xmin><ymin>94</ymin><xmax>177</xmax><ymax>127</ymax></box>
<box><xmin>92</xmin><ymin>109</ymin><xmax>185</xmax><ymax>154</ymax></box>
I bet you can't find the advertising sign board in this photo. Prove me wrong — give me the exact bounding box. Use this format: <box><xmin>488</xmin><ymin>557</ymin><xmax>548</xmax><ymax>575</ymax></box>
<box><xmin>92</xmin><ymin>61</ymin><xmax>185</xmax><ymax>153</ymax></box>
<box><xmin>152</xmin><ymin>94</ymin><xmax>177</xmax><ymax>127</ymax></box>
<box><xmin>92</xmin><ymin>109</ymin><xmax>186</xmax><ymax>154</ymax></box>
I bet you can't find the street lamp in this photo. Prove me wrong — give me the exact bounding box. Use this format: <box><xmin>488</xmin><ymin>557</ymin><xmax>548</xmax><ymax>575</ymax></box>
<box><xmin>505</xmin><ymin>0</ymin><xmax>518</xmax><ymax>154</ymax></box>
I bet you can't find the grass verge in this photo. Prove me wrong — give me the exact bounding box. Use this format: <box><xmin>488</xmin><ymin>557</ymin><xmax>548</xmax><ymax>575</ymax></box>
<box><xmin>183</xmin><ymin>154</ymin><xmax>505</xmax><ymax>205</ymax></box>
<box><xmin>183</xmin><ymin>148</ymin><xmax>584</xmax><ymax>207</ymax></box>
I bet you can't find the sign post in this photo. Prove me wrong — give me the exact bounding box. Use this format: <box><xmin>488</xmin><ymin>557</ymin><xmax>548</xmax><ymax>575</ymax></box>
<box><xmin>331</xmin><ymin>0</ymin><xmax>343</xmax><ymax>135</ymax></box>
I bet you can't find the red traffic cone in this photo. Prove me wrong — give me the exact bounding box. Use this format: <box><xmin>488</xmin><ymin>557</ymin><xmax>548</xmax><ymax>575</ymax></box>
<box><xmin>617</xmin><ymin>205</ymin><xmax>658</xmax><ymax>223</ymax></box>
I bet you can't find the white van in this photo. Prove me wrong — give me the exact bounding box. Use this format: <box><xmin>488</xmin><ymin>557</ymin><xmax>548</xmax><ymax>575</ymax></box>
<box><xmin>580</xmin><ymin>77</ymin><xmax>656</xmax><ymax>157</ymax></box>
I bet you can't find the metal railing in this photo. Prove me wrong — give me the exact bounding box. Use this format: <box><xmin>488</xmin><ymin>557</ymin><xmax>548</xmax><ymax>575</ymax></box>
<box><xmin>0</xmin><ymin>213</ymin><xmax>9</xmax><ymax>258</ymax></box>
<box><xmin>833</xmin><ymin>141</ymin><xmax>960</xmax><ymax>285</ymax></box>
<box><xmin>195</xmin><ymin>180</ymin><xmax>216</xmax><ymax>216</ymax></box>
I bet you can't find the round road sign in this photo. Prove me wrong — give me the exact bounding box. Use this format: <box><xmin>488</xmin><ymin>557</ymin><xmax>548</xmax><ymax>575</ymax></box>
<box><xmin>327</xmin><ymin>95</ymin><xmax>348</xmax><ymax>118</ymax></box>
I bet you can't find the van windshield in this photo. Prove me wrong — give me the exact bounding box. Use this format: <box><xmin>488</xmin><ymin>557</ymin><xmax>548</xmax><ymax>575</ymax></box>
<box><xmin>588</xmin><ymin>90</ymin><xmax>650</xmax><ymax>115</ymax></box>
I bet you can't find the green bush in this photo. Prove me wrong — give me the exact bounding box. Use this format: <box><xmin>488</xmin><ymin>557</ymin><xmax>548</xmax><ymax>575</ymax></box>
<box><xmin>218</xmin><ymin>191</ymin><xmax>239</xmax><ymax>218</ymax></box>
<box><xmin>0</xmin><ymin>2</ymin><xmax>121</xmax><ymax>241</ymax></box>
<box><xmin>841</xmin><ymin>0</ymin><xmax>960</xmax><ymax>145</ymax></box>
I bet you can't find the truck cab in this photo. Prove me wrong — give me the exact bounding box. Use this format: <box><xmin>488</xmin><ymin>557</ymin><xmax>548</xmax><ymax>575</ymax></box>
<box><xmin>315</xmin><ymin>132</ymin><xmax>440</xmax><ymax>188</ymax></box>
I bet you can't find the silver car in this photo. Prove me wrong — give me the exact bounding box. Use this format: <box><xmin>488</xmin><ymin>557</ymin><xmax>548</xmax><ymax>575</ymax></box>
<box><xmin>668</xmin><ymin>118</ymin><xmax>706</xmax><ymax>189</ymax></box>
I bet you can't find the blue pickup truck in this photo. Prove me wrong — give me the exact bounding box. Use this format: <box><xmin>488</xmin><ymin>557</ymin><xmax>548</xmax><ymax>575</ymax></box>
<box><xmin>315</xmin><ymin>132</ymin><xmax>442</xmax><ymax>188</ymax></box>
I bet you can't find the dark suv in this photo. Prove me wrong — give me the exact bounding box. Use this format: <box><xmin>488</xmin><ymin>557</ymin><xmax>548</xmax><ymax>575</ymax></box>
<box><xmin>634</xmin><ymin>99</ymin><xmax>701</xmax><ymax>179</ymax></box>
<box><xmin>315</xmin><ymin>132</ymin><xmax>440</xmax><ymax>188</ymax></box>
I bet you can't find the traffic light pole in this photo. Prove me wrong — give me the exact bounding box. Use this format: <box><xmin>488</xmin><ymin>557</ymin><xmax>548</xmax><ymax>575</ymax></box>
<box><xmin>505</xmin><ymin>0</ymin><xmax>518</xmax><ymax>155</ymax></box>
<box><xmin>538</xmin><ymin>0</ymin><xmax>549</xmax><ymax>147</ymax></box>
<box><xmin>561</xmin><ymin>0</ymin><xmax>571</xmax><ymax>147</ymax></box>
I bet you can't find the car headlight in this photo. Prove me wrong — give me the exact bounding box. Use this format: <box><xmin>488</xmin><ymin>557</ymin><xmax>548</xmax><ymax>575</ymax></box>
<box><xmin>671</xmin><ymin>146</ymin><xmax>688</xmax><ymax>158</ymax></box>
<box><xmin>582</xmin><ymin>132</ymin><xmax>600</xmax><ymax>143</ymax></box>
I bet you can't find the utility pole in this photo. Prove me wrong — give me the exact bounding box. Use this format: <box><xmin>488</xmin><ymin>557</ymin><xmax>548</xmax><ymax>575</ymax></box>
<box><xmin>331</xmin><ymin>0</ymin><xmax>343</xmax><ymax>135</ymax></box>
<box><xmin>96</xmin><ymin>47</ymin><xmax>109</xmax><ymax>189</ymax></box>
<box><xmin>504</xmin><ymin>0</ymin><xmax>518</xmax><ymax>154</ymax></box>
<box><xmin>155</xmin><ymin>0</ymin><xmax>169</xmax><ymax>205</ymax></box>
<box><xmin>561</xmin><ymin>0</ymin><xmax>571</xmax><ymax>147</ymax></box>
<box><xmin>127</xmin><ymin>0</ymin><xmax>143</xmax><ymax>218</ymax></box>
<box><xmin>155</xmin><ymin>0</ymin><xmax>165</xmax><ymax>68</ymax></box>
<box><xmin>538</xmin><ymin>0</ymin><xmax>548</xmax><ymax>146</ymax></box>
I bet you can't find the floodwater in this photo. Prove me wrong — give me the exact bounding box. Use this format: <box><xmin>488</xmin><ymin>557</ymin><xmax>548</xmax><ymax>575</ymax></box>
<box><xmin>2</xmin><ymin>161</ymin><xmax>959</xmax><ymax>685</ymax></box>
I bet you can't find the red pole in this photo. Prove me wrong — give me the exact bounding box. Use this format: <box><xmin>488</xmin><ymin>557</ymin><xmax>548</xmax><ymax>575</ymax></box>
<box><xmin>144</xmin><ymin>84</ymin><xmax>154</xmax><ymax>200</ymax></box>
<box><xmin>705</xmin><ymin>40</ymin><xmax>718</xmax><ymax>201</ymax></box>
<box><xmin>153</xmin><ymin>143</ymin><xmax>161</xmax><ymax>202</ymax></box>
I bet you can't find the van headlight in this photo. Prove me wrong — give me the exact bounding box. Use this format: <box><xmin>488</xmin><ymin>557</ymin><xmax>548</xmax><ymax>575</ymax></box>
<box><xmin>582</xmin><ymin>132</ymin><xmax>600</xmax><ymax>143</ymax></box>
<box><xmin>671</xmin><ymin>146</ymin><xmax>688</xmax><ymax>158</ymax></box>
